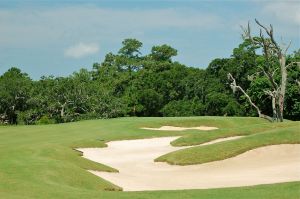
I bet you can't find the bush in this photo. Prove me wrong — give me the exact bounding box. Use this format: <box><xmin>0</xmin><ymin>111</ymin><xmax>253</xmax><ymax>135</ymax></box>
<box><xmin>36</xmin><ymin>116</ymin><xmax>56</xmax><ymax>125</ymax></box>
<box><xmin>205</xmin><ymin>92</ymin><xmax>229</xmax><ymax>116</ymax></box>
<box><xmin>222</xmin><ymin>101</ymin><xmax>243</xmax><ymax>116</ymax></box>
<box><xmin>17</xmin><ymin>110</ymin><xmax>39</xmax><ymax>125</ymax></box>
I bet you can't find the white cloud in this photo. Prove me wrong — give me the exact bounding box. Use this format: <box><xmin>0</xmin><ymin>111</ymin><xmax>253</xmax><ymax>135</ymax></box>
<box><xmin>263</xmin><ymin>1</ymin><xmax>300</xmax><ymax>26</ymax></box>
<box><xmin>0</xmin><ymin>6</ymin><xmax>222</xmax><ymax>47</ymax></box>
<box><xmin>64</xmin><ymin>43</ymin><xmax>99</xmax><ymax>58</ymax></box>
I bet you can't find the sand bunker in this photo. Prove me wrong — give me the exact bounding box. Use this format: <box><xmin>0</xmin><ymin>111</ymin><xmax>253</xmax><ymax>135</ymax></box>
<box><xmin>141</xmin><ymin>126</ymin><xmax>218</xmax><ymax>131</ymax></box>
<box><xmin>78</xmin><ymin>137</ymin><xmax>300</xmax><ymax>191</ymax></box>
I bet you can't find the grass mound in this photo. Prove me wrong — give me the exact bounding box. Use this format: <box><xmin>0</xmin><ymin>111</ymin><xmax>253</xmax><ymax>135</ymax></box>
<box><xmin>156</xmin><ymin>124</ymin><xmax>300</xmax><ymax>165</ymax></box>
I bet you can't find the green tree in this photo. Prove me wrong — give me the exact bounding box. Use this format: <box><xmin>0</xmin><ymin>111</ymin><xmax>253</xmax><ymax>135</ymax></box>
<box><xmin>150</xmin><ymin>44</ymin><xmax>177</xmax><ymax>62</ymax></box>
<box><xmin>0</xmin><ymin>67</ymin><xmax>32</xmax><ymax>124</ymax></box>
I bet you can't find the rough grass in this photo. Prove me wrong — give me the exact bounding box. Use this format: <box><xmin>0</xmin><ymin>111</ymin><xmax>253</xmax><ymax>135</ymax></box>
<box><xmin>0</xmin><ymin>117</ymin><xmax>299</xmax><ymax>198</ymax></box>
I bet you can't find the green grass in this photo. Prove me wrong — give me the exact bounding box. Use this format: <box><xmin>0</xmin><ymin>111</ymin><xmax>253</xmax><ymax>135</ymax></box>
<box><xmin>156</xmin><ymin>123</ymin><xmax>300</xmax><ymax>165</ymax></box>
<box><xmin>170</xmin><ymin>121</ymin><xmax>299</xmax><ymax>146</ymax></box>
<box><xmin>0</xmin><ymin>117</ymin><xmax>299</xmax><ymax>198</ymax></box>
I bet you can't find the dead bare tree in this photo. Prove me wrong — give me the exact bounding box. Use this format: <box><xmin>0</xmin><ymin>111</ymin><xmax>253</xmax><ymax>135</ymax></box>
<box><xmin>229</xmin><ymin>19</ymin><xmax>299</xmax><ymax>122</ymax></box>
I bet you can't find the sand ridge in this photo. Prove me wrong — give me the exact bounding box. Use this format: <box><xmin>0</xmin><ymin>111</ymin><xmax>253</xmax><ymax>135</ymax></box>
<box><xmin>78</xmin><ymin>136</ymin><xmax>300</xmax><ymax>191</ymax></box>
<box><xmin>141</xmin><ymin>126</ymin><xmax>218</xmax><ymax>131</ymax></box>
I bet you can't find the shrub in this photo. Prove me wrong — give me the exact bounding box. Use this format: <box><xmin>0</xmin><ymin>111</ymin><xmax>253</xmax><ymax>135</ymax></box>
<box><xmin>17</xmin><ymin>110</ymin><xmax>39</xmax><ymax>125</ymax></box>
<box><xmin>36</xmin><ymin>116</ymin><xmax>55</xmax><ymax>125</ymax></box>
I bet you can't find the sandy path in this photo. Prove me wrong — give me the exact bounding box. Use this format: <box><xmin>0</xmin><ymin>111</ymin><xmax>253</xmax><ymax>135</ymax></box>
<box><xmin>141</xmin><ymin>126</ymin><xmax>218</xmax><ymax>131</ymax></box>
<box><xmin>78</xmin><ymin>137</ymin><xmax>300</xmax><ymax>191</ymax></box>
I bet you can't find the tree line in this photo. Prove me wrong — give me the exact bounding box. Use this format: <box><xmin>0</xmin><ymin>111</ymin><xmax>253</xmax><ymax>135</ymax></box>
<box><xmin>1</xmin><ymin>25</ymin><xmax>299</xmax><ymax>125</ymax></box>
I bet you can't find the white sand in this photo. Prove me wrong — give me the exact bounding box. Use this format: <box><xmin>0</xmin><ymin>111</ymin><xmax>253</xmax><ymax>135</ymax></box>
<box><xmin>141</xmin><ymin>126</ymin><xmax>218</xmax><ymax>131</ymax></box>
<box><xmin>78</xmin><ymin>137</ymin><xmax>300</xmax><ymax>191</ymax></box>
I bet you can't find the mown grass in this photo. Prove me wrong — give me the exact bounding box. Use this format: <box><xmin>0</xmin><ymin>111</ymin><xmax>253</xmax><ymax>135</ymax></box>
<box><xmin>156</xmin><ymin>123</ymin><xmax>300</xmax><ymax>165</ymax></box>
<box><xmin>170</xmin><ymin>121</ymin><xmax>299</xmax><ymax>146</ymax></box>
<box><xmin>0</xmin><ymin>117</ymin><xmax>299</xmax><ymax>198</ymax></box>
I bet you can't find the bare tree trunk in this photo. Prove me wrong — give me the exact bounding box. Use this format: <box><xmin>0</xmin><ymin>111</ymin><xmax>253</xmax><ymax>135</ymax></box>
<box><xmin>278</xmin><ymin>55</ymin><xmax>287</xmax><ymax>122</ymax></box>
<box><xmin>271</xmin><ymin>96</ymin><xmax>278</xmax><ymax>122</ymax></box>
<box><xmin>265</xmin><ymin>90</ymin><xmax>278</xmax><ymax>122</ymax></box>
<box><xmin>60</xmin><ymin>102</ymin><xmax>67</xmax><ymax>118</ymax></box>
<box><xmin>60</xmin><ymin>106</ymin><xmax>64</xmax><ymax>118</ymax></box>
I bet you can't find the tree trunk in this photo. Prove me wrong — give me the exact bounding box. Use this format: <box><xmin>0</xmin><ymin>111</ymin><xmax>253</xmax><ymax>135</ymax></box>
<box><xmin>60</xmin><ymin>102</ymin><xmax>67</xmax><ymax>118</ymax></box>
<box><xmin>271</xmin><ymin>96</ymin><xmax>277</xmax><ymax>122</ymax></box>
<box><xmin>60</xmin><ymin>107</ymin><xmax>64</xmax><ymax>118</ymax></box>
<box><xmin>278</xmin><ymin>55</ymin><xmax>287</xmax><ymax>122</ymax></box>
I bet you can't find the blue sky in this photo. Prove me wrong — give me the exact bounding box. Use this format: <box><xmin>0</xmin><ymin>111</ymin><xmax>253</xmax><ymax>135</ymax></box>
<box><xmin>0</xmin><ymin>0</ymin><xmax>299</xmax><ymax>79</ymax></box>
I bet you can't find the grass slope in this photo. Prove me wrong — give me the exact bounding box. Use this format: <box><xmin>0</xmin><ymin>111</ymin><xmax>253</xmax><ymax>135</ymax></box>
<box><xmin>0</xmin><ymin>117</ymin><xmax>299</xmax><ymax>198</ymax></box>
<box><xmin>156</xmin><ymin>122</ymin><xmax>300</xmax><ymax>165</ymax></box>
<box><xmin>170</xmin><ymin>121</ymin><xmax>299</xmax><ymax>146</ymax></box>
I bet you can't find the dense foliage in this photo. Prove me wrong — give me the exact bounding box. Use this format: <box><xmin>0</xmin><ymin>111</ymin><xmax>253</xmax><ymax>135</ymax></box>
<box><xmin>0</xmin><ymin>39</ymin><xmax>299</xmax><ymax>124</ymax></box>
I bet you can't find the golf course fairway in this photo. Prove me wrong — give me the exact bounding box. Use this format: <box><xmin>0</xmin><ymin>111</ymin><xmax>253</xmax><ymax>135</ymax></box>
<box><xmin>1</xmin><ymin>117</ymin><xmax>300</xmax><ymax>198</ymax></box>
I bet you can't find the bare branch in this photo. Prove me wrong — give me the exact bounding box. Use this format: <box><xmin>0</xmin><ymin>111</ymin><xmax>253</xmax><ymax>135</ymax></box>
<box><xmin>270</xmin><ymin>24</ymin><xmax>274</xmax><ymax>36</ymax></box>
<box><xmin>267</xmin><ymin>70</ymin><xmax>278</xmax><ymax>89</ymax></box>
<box><xmin>228</xmin><ymin>73</ymin><xmax>273</xmax><ymax>122</ymax></box>
<box><xmin>240</xmin><ymin>24</ymin><xmax>248</xmax><ymax>40</ymax></box>
<box><xmin>228</xmin><ymin>73</ymin><xmax>260</xmax><ymax>115</ymax></box>
<box><xmin>264</xmin><ymin>90</ymin><xmax>274</xmax><ymax>97</ymax></box>
<box><xmin>255</xmin><ymin>19</ymin><xmax>271</xmax><ymax>35</ymax></box>
<box><xmin>241</xmin><ymin>21</ymin><xmax>261</xmax><ymax>46</ymax></box>
<box><xmin>241</xmin><ymin>25</ymin><xmax>249</xmax><ymax>38</ymax></box>
<box><xmin>272</xmin><ymin>68</ymin><xmax>279</xmax><ymax>77</ymax></box>
<box><xmin>284</xmin><ymin>40</ymin><xmax>292</xmax><ymax>54</ymax></box>
<box><xmin>286</xmin><ymin>61</ymin><xmax>300</xmax><ymax>69</ymax></box>
<box><xmin>255</xmin><ymin>19</ymin><xmax>281</xmax><ymax>55</ymax></box>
